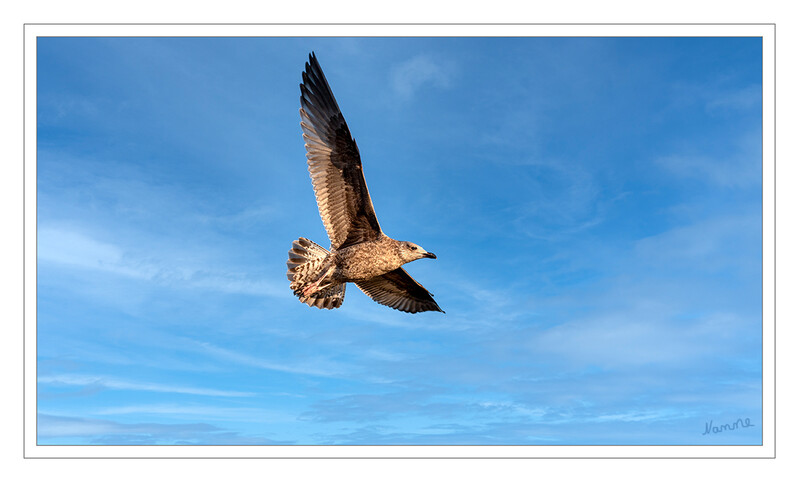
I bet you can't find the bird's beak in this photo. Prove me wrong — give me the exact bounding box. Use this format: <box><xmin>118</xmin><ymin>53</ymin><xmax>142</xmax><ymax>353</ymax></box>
<box><xmin>424</xmin><ymin>252</ymin><xmax>437</xmax><ymax>259</ymax></box>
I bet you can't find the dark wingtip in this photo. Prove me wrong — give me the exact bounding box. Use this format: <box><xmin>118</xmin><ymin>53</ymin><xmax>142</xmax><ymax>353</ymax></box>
<box><xmin>304</xmin><ymin>52</ymin><xmax>316</xmax><ymax>75</ymax></box>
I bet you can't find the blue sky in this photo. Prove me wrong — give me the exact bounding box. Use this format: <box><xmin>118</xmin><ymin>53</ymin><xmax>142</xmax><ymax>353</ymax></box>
<box><xmin>36</xmin><ymin>36</ymin><xmax>763</xmax><ymax>445</ymax></box>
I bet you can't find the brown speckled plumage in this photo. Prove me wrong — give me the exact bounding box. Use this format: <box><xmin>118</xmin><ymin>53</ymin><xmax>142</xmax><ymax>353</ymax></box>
<box><xmin>286</xmin><ymin>53</ymin><xmax>443</xmax><ymax>314</ymax></box>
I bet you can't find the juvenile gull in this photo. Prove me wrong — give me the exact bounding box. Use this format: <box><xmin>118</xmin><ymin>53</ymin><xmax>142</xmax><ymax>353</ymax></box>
<box><xmin>286</xmin><ymin>52</ymin><xmax>443</xmax><ymax>314</ymax></box>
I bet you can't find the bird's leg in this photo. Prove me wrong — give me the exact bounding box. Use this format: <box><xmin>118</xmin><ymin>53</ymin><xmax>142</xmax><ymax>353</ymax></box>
<box><xmin>303</xmin><ymin>265</ymin><xmax>336</xmax><ymax>297</ymax></box>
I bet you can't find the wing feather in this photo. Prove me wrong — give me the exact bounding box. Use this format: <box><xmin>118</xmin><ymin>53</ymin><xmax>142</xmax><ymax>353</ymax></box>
<box><xmin>299</xmin><ymin>52</ymin><xmax>381</xmax><ymax>249</ymax></box>
<box><xmin>355</xmin><ymin>268</ymin><xmax>444</xmax><ymax>314</ymax></box>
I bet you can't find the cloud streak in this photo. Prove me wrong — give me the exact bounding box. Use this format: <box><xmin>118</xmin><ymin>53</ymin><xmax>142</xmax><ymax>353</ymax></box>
<box><xmin>38</xmin><ymin>414</ymin><xmax>290</xmax><ymax>445</ymax></box>
<box><xmin>94</xmin><ymin>403</ymin><xmax>297</xmax><ymax>424</ymax></box>
<box><xmin>654</xmin><ymin>152</ymin><xmax>761</xmax><ymax>188</ymax></box>
<box><xmin>38</xmin><ymin>224</ymin><xmax>285</xmax><ymax>298</ymax></box>
<box><xmin>192</xmin><ymin>341</ymin><xmax>355</xmax><ymax>379</ymax></box>
<box><xmin>529</xmin><ymin>311</ymin><xmax>756</xmax><ymax>369</ymax></box>
<box><xmin>38</xmin><ymin>374</ymin><xmax>254</xmax><ymax>397</ymax></box>
<box><xmin>391</xmin><ymin>54</ymin><xmax>450</xmax><ymax>98</ymax></box>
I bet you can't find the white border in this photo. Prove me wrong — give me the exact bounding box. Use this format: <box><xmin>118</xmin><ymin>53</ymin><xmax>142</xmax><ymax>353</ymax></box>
<box><xmin>25</xmin><ymin>23</ymin><xmax>773</xmax><ymax>38</ymax></box>
<box><xmin>23</xmin><ymin>23</ymin><xmax>776</xmax><ymax>459</ymax></box>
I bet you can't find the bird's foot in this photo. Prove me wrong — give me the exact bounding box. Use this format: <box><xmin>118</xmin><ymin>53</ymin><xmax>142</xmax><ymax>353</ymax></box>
<box><xmin>303</xmin><ymin>280</ymin><xmax>334</xmax><ymax>298</ymax></box>
<box><xmin>302</xmin><ymin>282</ymin><xmax>319</xmax><ymax>298</ymax></box>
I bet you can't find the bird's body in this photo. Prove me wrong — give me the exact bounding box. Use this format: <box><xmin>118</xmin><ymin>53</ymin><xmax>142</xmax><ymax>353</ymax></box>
<box><xmin>286</xmin><ymin>53</ymin><xmax>443</xmax><ymax>313</ymax></box>
<box><xmin>335</xmin><ymin>236</ymin><xmax>418</xmax><ymax>281</ymax></box>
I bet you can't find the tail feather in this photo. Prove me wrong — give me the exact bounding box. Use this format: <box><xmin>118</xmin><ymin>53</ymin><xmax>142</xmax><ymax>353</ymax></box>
<box><xmin>306</xmin><ymin>283</ymin><xmax>346</xmax><ymax>309</ymax></box>
<box><xmin>286</xmin><ymin>237</ymin><xmax>345</xmax><ymax>310</ymax></box>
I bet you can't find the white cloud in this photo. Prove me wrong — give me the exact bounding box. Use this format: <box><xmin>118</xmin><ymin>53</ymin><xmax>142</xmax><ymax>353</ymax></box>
<box><xmin>655</xmin><ymin>153</ymin><xmax>760</xmax><ymax>188</ymax></box>
<box><xmin>670</xmin><ymin>81</ymin><xmax>761</xmax><ymax>115</ymax></box>
<box><xmin>510</xmin><ymin>159</ymin><xmax>606</xmax><ymax>241</ymax></box>
<box><xmin>94</xmin><ymin>403</ymin><xmax>296</xmax><ymax>423</ymax></box>
<box><xmin>529</xmin><ymin>310</ymin><xmax>754</xmax><ymax>369</ymax></box>
<box><xmin>38</xmin><ymin>373</ymin><xmax>254</xmax><ymax>397</ymax></box>
<box><xmin>38</xmin><ymin>415</ymin><xmax>118</xmax><ymax>438</ymax></box>
<box><xmin>194</xmin><ymin>341</ymin><xmax>353</xmax><ymax>378</ymax></box>
<box><xmin>38</xmin><ymin>228</ymin><xmax>124</xmax><ymax>271</ymax></box>
<box><xmin>38</xmin><ymin>225</ymin><xmax>285</xmax><ymax>298</ymax></box>
<box><xmin>476</xmin><ymin>401</ymin><xmax>547</xmax><ymax>419</ymax></box>
<box><xmin>589</xmin><ymin>409</ymin><xmax>691</xmax><ymax>423</ymax></box>
<box><xmin>37</xmin><ymin>414</ymin><xmax>288</xmax><ymax>444</ymax></box>
<box><xmin>706</xmin><ymin>84</ymin><xmax>761</xmax><ymax>112</ymax></box>
<box><xmin>391</xmin><ymin>54</ymin><xmax>450</xmax><ymax>98</ymax></box>
<box><xmin>654</xmin><ymin>127</ymin><xmax>761</xmax><ymax>188</ymax></box>
<box><xmin>633</xmin><ymin>213</ymin><xmax>761</xmax><ymax>269</ymax></box>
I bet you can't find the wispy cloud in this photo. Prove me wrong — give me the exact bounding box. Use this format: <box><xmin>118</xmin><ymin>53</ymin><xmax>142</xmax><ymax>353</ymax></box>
<box><xmin>38</xmin><ymin>374</ymin><xmax>254</xmax><ymax>397</ymax></box>
<box><xmin>38</xmin><ymin>225</ymin><xmax>285</xmax><ymax>298</ymax></box>
<box><xmin>38</xmin><ymin>228</ymin><xmax>125</xmax><ymax>272</ymax></box>
<box><xmin>654</xmin><ymin>150</ymin><xmax>761</xmax><ymax>188</ymax></box>
<box><xmin>486</xmin><ymin>157</ymin><xmax>610</xmax><ymax>242</ymax></box>
<box><xmin>705</xmin><ymin>84</ymin><xmax>761</xmax><ymax>112</ymax></box>
<box><xmin>391</xmin><ymin>54</ymin><xmax>451</xmax><ymax>98</ymax></box>
<box><xmin>94</xmin><ymin>403</ymin><xmax>296</xmax><ymax>423</ymax></box>
<box><xmin>299</xmin><ymin>388</ymin><xmax>704</xmax><ymax>444</ymax></box>
<box><xmin>529</xmin><ymin>311</ymin><xmax>754</xmax><ymax>369</ymax></box>
<box><xmin>193</xmin><ymin>341</ymin><xmax>353</xmax><ymax>378</ymax></box>
<box><xmin>37</xmin><ymin>414</ymin><xmax>290</xmax><ymax>444</ymax></box>
<box><xmin>670</xmin><ymin>81</ymin><xmax>761</xmax><ymax>115</ymax></box>
<box><xmin>300</xmin><ymin>389</ymin><xmax>452</xmax><ymax>423</ymax></box>
<box><xmin>633</xmin><ymin>213</ymin><xmax>761</xmax><ymax>271</ymax></box>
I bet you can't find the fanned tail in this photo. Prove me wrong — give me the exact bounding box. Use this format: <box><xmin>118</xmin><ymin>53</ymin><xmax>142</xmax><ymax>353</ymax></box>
<box><xmin>286</xmin><ymin>237</ymin><xmax>346</xmax><ymax>309</ymax></box>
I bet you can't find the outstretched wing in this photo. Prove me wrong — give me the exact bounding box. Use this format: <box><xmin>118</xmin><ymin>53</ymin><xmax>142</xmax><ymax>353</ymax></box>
<box><xmin>355</xmin><ymin>268</ymin><xmax>444</xmax><ymax>314</ymax></box>
<box><xmin>299</xmin><ymin>52</ymin><xmax>382</xmax><ymax>250</ymax></box>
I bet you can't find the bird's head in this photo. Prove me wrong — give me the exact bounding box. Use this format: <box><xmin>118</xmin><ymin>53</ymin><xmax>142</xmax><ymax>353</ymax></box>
<box><xmin>398</xmin><ymin>241</ymin><xmax>437</xmax><ymax>264</ymax></box>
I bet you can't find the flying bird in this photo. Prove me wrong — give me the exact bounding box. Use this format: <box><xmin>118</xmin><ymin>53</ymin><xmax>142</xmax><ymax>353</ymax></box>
<box><xmin>286</xmin><ymin>52</ymin><xmax>443</xmax><ymax>314</ymax></box>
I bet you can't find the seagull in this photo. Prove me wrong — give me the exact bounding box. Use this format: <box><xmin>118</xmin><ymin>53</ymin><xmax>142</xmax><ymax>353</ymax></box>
<box><xmin>286</xmin><ymin>52</ymin><xmax>443</xmax><ymax>314</ymax></box>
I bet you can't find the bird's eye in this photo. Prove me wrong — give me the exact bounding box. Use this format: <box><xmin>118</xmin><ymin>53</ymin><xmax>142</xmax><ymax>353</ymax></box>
<box><xmin>411</xmin><ymin>246</ymin><xmax>417</xmax><ymax>250</ymax></box>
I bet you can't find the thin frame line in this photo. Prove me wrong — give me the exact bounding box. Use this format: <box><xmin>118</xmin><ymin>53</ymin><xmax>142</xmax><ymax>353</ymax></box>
<box><xmin>24</xmin><ymin>23</ymin><xmax>776</xmax><ymax>459</ymax></box>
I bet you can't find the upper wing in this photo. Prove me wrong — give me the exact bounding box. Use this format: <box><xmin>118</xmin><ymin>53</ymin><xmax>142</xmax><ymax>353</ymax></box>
<box><xmin>355</xmin><ymin>268</ymin><xmax>444</xmax><ymax>314</ymax></box>
<box><xmin>299</xmin><ymin>52</ymin><xmax>382</xmax><ymax>250</ymax></box>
